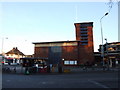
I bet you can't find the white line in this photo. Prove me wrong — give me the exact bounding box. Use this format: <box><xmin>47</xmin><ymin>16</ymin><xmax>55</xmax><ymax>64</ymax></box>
<box><xmin>88</xmin><ymin>80</ymin><xmax>110</xmax><ymax>88</ymax></box>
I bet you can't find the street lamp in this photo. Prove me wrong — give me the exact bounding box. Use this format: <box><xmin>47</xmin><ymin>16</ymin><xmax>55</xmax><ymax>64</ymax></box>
<box><xmin>1</xmin><ymin>37</ymin><xmax>8</xmax><ymax>55</ymax></box>
<box><xmin>100</xmin><ymin>12</ymin><xmax>109</xmax><ymax>66</ymax></box>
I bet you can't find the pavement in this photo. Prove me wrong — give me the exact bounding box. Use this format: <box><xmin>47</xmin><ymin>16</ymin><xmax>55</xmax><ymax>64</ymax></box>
<box><xmin>2</xmin><ymin>70</ymin><xmax>119</xmax><ymax>89</ymax></box>
<box><xmin>1</xmin><ymin>65</ymin><xmax>119</xmax><ymax>89</ymax></box>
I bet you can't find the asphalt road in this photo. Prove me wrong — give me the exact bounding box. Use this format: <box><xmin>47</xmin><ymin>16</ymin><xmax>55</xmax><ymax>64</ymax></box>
<box><xmin>2</xmin><ymin>71</ymin><xmax>119</xmax><ymax>89</ymax></box>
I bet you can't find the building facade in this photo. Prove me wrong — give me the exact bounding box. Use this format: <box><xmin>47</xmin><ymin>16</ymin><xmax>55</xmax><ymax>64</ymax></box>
<box><xmin>5</xmin><ymin>47</ymin><xmax>25</xmax><ymax>59</ymax></box>
<box><xmin>98</xmin><ymin>42</ymin><xmax>120</xmax><ymax>67</ymax></box>
<box><xmin>5</xmin><ymin>47</ymin><xmax>25</xmax><ymax>64</ymax></box>
<box><xmin>33</xmin><ymin>22</ymin><xmax>94</xmax><ymax>66</ymax></box>
<box><xmin>74</xmin><ymin>22</ymin><xmax>94</xmax><ymax>65</ymax></box>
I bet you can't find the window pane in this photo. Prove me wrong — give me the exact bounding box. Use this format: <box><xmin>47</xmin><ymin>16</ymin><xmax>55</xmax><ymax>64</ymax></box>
<box><xmin>64</xmin><ymin>61</ymin><xmax>69</xmax><ymax>64</ymax></box>
<box><xmin>80</xmin><ymin>28</ymin><xmax>87</xmax><ymax>30</ymax></box>
<box><xmin>70</xmin><ymin>61</ymin><xmax>74</xmax><ymax>64</ymax></box>
<box><xmin>80</xmin><ymin>23</ymin><xmax>93</xmax><ymax>27</ymax></box>
<box><xmin>75</xmin><ymin>61</ymin><xmax>77</xmax><ymax>64</ymax></box>
<box><xmin>81</xmin><ymin>43</ymin><xmax>88</xmax><ymax>45</ymax></box>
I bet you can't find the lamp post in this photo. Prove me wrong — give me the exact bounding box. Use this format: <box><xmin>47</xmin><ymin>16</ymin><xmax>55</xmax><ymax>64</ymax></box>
<box><xmin>100</xmin><ymin>12</ymin><xmax>108</xmax><ymax>67</ymax></box>
<box><xmin>1</xmin><ymin>37</ymin><xmax>8</xmax><ymax>55</ymax></box>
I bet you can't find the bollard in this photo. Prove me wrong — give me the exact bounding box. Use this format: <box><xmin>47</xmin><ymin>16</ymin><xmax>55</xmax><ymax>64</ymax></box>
<box><xmin>25</xmin><ymin>67</ymin><xmax>30</xmax><ymax>75</ymax></box>
<box><xmin>26</xmin><ymin>70</ymin><xmax>30</xmax><ymax>75</ymax></box>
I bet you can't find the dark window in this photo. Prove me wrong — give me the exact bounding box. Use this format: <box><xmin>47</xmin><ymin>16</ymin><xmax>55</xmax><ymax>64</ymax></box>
<box><xmin>81</xmin><ymin>43</ymin><xmax>88</xmax><ymax>45</ymax></box>
<box><xmin>81</xmin><ymin>37</ymin><xmax>88</xmax><ymax>39</ymax></box>
<box><xmin>80</xmin><ymin>23</ymin><xmax>93</xmax><ymax>27</ymax></box>
<box><xmin>81</xmin><ymin>38</ymin><xmax>88</xmax><ymax>41</ymax></box>
<box><xmin>80</xmin><ymin>28</ymin><xmax>87</xmax><ymax>31</ymax></box>
<box><xmin>117</xmin><ymin>45</ymin><xmax>120</xmax><ymax>50</ymax></box>
<box><xmin>81</xmin><ymin>39</ymin><xmax>88</xmax><ymax>41</ymax></box>
<box><xmin>81</xmin><ymin>40</ymin><xmax>88</xmax><ymax>43</ymax></box>
<box><xmin>80</xmin><ymin>31</ymin><xmax>88</xmax><ymax>34</ymax></box>
<box><xmin>80</xmin><ymin>34</ymin><xmax>88</xmax><ymax>36</ymax></box>
<box><xmin>81</xmin><ymin>36</ymin><xmax>88</xmax><ymax>41</ymax></box>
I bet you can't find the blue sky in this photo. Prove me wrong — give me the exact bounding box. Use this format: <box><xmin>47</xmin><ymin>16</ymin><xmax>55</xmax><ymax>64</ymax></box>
<box><xmin>0</xmin><ymin>2</ymin><xmax>118</xmax><ymax>55</ymax></box>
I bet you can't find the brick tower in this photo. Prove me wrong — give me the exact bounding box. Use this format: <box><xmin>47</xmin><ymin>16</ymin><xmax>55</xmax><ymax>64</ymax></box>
<box><xmin>74</xmin><ymin>22</ymin><xmax>94</xmax><ymax>64</ymax></box>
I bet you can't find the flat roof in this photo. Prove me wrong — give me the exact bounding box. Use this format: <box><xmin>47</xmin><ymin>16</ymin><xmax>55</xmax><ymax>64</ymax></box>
<box><xmin>107</xmin><ymin>42</ymin><xmax>120</xmax><ymax>44</ymax></box>
<box><xmin>33</xmin><ymin>40</ymin><xmax>81</xmax><ymax>44</ymax></box>
<box><xmin>74</xmin><ymin>22</ymin><xmax>93</xmax><ymax>24</ymax></box>
<box><xmin>99</xmin><ymin>42</ymin><xmax>120</xmax><ymax>46</ymax></box>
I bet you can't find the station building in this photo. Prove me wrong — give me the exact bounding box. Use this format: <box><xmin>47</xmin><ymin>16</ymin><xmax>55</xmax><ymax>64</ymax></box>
<box><xmin>33</xmin><ymin>22</ymin><xmax>94</xmax><ymax>66</ymax></box>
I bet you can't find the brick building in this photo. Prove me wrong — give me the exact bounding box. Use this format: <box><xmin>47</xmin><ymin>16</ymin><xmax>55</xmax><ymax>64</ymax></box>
<box><xmin>98</xmin><ymin>42</ymin><xmax>120</xmax><ymax>67</ymax></box>
<box><xmin>33</xmin><ymin>22</ymin><xmax>94</xmax><ymax>66</ymax></box>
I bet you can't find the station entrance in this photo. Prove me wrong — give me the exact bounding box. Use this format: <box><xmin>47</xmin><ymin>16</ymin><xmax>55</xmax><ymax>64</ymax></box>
<box><xmin>21</xmin><ymin>46</ymin><xmax>63</xmax><ymax>74</ymax></box>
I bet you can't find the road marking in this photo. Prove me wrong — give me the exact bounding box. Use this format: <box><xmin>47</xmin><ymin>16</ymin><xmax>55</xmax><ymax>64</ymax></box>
<box><xmin>6</xmin><ymin>80</ymin><xmax>10</xmax><ymax>82</ymax></box>
<box><xmin>88</xmin><ymin>80</ymin><xmax>110</xmax><ymax>88</ymax></box>
<box><xmin>42</xmin><ymin>82</ymin><xmax>46</xmax><ymax>84</ymax></box>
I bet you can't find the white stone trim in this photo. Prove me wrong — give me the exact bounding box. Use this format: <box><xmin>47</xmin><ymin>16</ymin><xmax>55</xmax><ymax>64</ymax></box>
<box><xmin>35</xmin><ymin>42</ymin><xmax>78</xmax><ymax>47</ymax></box>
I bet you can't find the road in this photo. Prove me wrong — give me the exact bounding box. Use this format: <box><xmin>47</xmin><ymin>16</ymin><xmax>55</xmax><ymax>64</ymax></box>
<box><xmin>2</xmin><ymin>71</ymin><xmax>119</xmax><ymax>89</ymax></box>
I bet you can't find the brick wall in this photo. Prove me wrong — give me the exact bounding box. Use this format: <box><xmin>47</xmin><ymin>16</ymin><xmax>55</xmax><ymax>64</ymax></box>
<box><xmin>34</xmin><ymin>43</ymin><xmax>94</xmax><ymax>65</ymax></box>
<box><xmin>34</xmin><ymin>47</ymin><xmax>49</xmax><ymax>58</ymax></box>
<box><xmin>62</xmin><ymin>46</ymin><xmax>78</xmax><ymax>60</ymax></box>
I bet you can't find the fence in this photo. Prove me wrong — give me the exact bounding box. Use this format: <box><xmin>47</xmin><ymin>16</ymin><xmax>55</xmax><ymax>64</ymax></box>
<box><xmin>2</xmin><ymin>64</ymin><xmax>120</xmax><ymax>74</ymax></box>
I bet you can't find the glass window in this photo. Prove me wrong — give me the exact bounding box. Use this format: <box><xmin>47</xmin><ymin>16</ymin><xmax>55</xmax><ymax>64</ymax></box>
<box><xmin>80</xmin><ymin>34</ymin><xmax>88</xmax><ymax>36</ymax></box>
<box><xmin>80</xmin><ymin>31</ymin><xmax>88</xmax><ymax>34</ymax></box>
<box><xmin>81</xmin><ymin>40</ymin><xmax>88</xmax><ymax>42</ymax></box>
<box><xmin>64</xmin><ymin>60</ymin><xmax>78</xmax><ymax>65</ymax></box>
<box><xmin>80</xmin><ymin>23</ymin><xmax>93</xmax><ymax>27</ymax></box>
<box><xmin>80</xmin><ymin>28</ymin><xmax>87</xmax><ymax>31</ymax></box>
<box><xmin>81</xmin><ymin>37</ymin><xmax>88</xmax><ymax>39</ymax></box>
<box><xmin>70</xmin><ymin>61</ymin><xmax>74</xmax><ymax>64</ymax></box>
<box><xmin>81</xmin><ymin>43</ymin><xmax>88</xmax><ymax>45</ymax></box>
<box><xmin>75</xmin><ymin>61</ymin><xmax>77</xmax><ymax>64</ymax></box>
<box><xmin>117</xmin><ymin>45</ymin><xmax>120</xmax><ymax>50</ymax></box>
<box><xmin>64</xmin><ymin>61</ymin><xmax>69</xmax><ymax>64</ymax></box>
<box><xmin>81</xmin><ymin>38</ymin><xmax>88</xmax><ymax>41</ymax></box>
